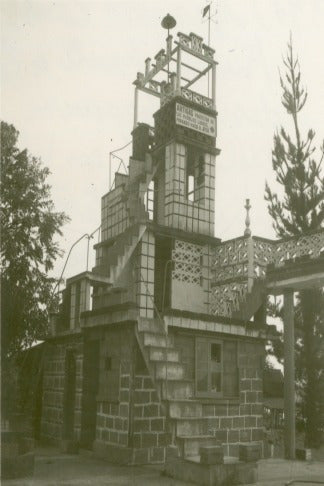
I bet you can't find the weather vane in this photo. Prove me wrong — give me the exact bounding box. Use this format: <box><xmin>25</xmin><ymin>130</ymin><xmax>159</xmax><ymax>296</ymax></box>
<box><xmin>202</xmin><ymin>1</ymin><xmax>218</xmax><ymax>47</ymax></box>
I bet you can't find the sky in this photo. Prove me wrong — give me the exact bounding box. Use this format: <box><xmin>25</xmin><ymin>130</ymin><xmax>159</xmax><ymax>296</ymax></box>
<box><xmin>2</xmin><ymin>0</ymin><xmax>324</xmax><ymax>282</ymax></box>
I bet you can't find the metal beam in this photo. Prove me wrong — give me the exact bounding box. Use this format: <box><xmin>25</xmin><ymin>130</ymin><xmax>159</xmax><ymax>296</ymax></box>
<box><xmin>159</xmin><ymin>67</ymin><xmax>191</xmax><ymax>84</ymax></box>
<box><xmin>138</xmin><ymin>86</ymin><xmax>161</xmax><ymax>99</ymax></box>
<box><xmin>184</xmin><ymin>64</ymin><xmax>211</xmax><ymax>89</ymax></box>
<box><xmin>283</xmin><ymin>289</ymin><xmax>295</xmax><ymax>460</ymax></box>
<box><xmin>170</xmin><ymin>57</ymin><xmax>201</xmax><ymax>74</ymax></box>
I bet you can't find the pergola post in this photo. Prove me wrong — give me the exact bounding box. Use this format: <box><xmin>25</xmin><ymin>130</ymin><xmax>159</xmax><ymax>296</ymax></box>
<box><xmin>211</xmin><ymin>62</ymin><xmax>216</xmax><ymax>110</ymax></box>
<box><xmin>283</xmin><ymin>288</ymin><xmax>295</xmax><ymax>459</ymax></box>
<box><xmin>176</xmin><ymin>46</ymin><xmax>182</xmax><ymax>95</ymax></box>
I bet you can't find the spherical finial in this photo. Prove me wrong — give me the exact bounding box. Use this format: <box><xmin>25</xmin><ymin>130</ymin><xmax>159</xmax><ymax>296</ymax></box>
<box><xmin>161</xmin><ymin>14</ymin><xmax>177</xmax><ymax>31</ymax></box>
<box><xmin>244</xmin><ymin>198</ymin><xmax>252</xmax><ymax>237</ymax></box>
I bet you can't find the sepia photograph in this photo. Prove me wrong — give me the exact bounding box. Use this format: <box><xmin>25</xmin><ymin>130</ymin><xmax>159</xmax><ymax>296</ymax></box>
<box><xmin>1</xmin><ymin>1</ymin><xmax>324</xmax><ymax>484</ymax></box>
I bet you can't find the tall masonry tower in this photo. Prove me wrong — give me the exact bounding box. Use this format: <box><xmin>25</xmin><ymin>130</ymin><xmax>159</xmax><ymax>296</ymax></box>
<box><xmin>42</xmin><ymin>20</ymin><xmax>276</xmax><ymax>471</ymax></box>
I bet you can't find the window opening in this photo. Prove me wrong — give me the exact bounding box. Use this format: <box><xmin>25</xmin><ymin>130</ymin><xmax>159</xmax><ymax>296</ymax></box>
<box><xmin>195</xmin><ymin>339</ymin><xmax>238</xmax><ymax>398</ymax></box>
<box><xmin>186</xmin><ymin>148</ymin><xmax>205</xmax><ymax>203</ymax></box>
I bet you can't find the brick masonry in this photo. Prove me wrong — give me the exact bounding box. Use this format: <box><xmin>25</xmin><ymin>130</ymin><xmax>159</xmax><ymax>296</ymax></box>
<box><xmin>41</xmin><ymin>337</ymin><xmax>83</xmax><ymax>443</ymax></box>
<box><xmin>200</xmin><ymin>340</ymin><xmax>265</xmax><ymax>457</ymax></box>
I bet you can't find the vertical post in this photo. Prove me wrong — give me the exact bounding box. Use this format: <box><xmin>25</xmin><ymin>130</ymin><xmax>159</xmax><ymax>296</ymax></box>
<box><xmin>211</xmin><ymin>62</ymin><xmax>216</xmax><ymax>109</ymax></box>
<box><xmin>176</xmin><ymin>46</ymin><xmax>182</xmax><ymax>95</ymax></box>
<box><xmin>133</xmin><ymin>87</ymin><xmax>139</xmax><ymax>129</ymax></box>
<box><xmin>283</xmin><ymin>289</ymin><xmax>295</xmax><ymax>459</ymax></box>
<box><xmin>244</xmin><ymin>199</ymin><xmax>253</xmax><ymax>292</ymax></box>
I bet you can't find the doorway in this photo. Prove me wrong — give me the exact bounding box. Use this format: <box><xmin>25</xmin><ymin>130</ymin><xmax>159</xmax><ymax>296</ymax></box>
<box><xmin>63</xmin><ymin>350</ymin><xmax>76</xmax><ymax>440</ymax></box>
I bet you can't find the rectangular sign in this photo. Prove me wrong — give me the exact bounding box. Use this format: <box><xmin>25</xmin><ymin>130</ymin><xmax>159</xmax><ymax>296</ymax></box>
<box><xmin>175</xmin><ymin>103</ymin><xmax>216</xmax><ymax>136</ymax></box>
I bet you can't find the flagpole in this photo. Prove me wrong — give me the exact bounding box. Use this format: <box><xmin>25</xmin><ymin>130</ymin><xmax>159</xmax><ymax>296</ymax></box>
<box><xmin>207</xmin><ymin>3</ymin><xmax>211</xmax><ymax>97</ymax></box>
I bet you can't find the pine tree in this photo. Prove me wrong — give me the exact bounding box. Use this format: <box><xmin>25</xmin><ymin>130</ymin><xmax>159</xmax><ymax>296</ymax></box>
<box><xmin>265</xmin><ymin>40</ymin><xmax>324</xmax><ymax>448</ymax></box>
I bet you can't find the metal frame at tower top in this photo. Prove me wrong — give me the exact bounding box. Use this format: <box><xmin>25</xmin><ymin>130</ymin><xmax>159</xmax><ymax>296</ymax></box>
<box><xmin>133</xmin><ymin>31</ymin><xmax>218</xmax><ymax>128</ymax></box>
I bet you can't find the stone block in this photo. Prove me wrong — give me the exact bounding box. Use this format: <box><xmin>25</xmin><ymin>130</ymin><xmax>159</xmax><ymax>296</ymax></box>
<box><xmin>119</xmin><ymin>390</ymin><xmax>130</xmax><ymax>402</ymax></box>
<box><xmin>240</xmin><ymin>379</ymin><xmax>252</xmax><ymax>391</ymax></box>
<box><xmin>151</xmin><ymin>418</ymin><xmax>164</xmax><ymax>431</ymax></box>
<box><xmin>240</xmin><ymin>429</ymin><xmax>251</xmax><ymax>442</ymax></box>
<box><xmin>142</xmin><ymin>432</ymin><xmax>158</xmax><ymax>447</ymax></box>
<box><xmin>200</xmin><ymin>445</ymin><xmax>224</xmax><ymax>465</ymax></box>
<box><xmin>60</xmin><ymin>439</ymin><xmax>79</xmax><ymax>454</ymax></box>
<box><xmin>239</xmin><ymin>442</ymin><xmax>261</xmax><ymax>462</ymax></box>
<box><xmin>143</xmin><ymin>404</ymin><xmax>159</xmax><ymax>417</ymax></box>
<box><xmin>233</xmin><ymin>416</ymin><xmax>244</xmax><ymax>428</ymax></box>
<box><xmin>246</xmin><ymin>391</ymin><xmax>257</xmax><ymax>403</ymax></box>
<box><xmin>134</xmin><ymin>418</ymin><xmax>150</xmax><ymax>432</ymax></box>
<box><xmin>132</xmin><ymin>448</ymin><xmax>149</xmax><ymax>465</ymax></box>
<box><xmin>228</xmin><ymin>405</ymin><xmax>240</xmax><ymax>416</ymax></box>
<box><xmin>19</xmin><ymin>437</ymin><xmax>35</xmax><ymax>454</ymax></box>
<box><xmin>215</xmin><ymin>429</ymin><xmax>227</xmax><ymax>442</ymax></box>
<box><xmin>150</xmin><ymin>446</ymin><xmax>165</xmax><ymax>463</ymax></box>
<box><xmin>134</xmin><ymin>390</ymin><xmax>150</xmax><ymax>404</ymax></box>
<box><xmin>252</xmin><ymin>379</ymin><xmax>262</xmax><ymax>391</ymax></box>
<box><xmin>166</xmin><ymin>445</ymin><xmax>179</xmax><ymax>460</ymax></box>
<box><xmin>158</xmin><ymin>432</ymin><xmax>172</xmax><ymax>447</ymax></box>
<box><xmin>252</xmin><ymin>428</ymin><xmax>263</xmax><ymax>441</ymax></box>
<box><xmin>251</xmin><ymin>404</ymin><xmax>263</xmax><ymax>415</ymax></box>
<box><xmin>120</xmin><ymin>376</ymin><xmax>130</xmax><ymax>388</ymax></box>
<box><xmin>240</xmin><ymin>404</ymin><xmax>251</xmax><ymax>415</ymax></box>
<box><xmin>245</xmin><ymin>416</ymin><xmax>256</xmax><ymax>427</ymax></box>
<box><xmin>220</xmin><ymin>417</ymin><xmax>232</xmax><ymax>429</ymax></box>
<box><xmin>228</xmin><ymin>430</ymin><xmax>239</xmax><ymax>442</ymax></box>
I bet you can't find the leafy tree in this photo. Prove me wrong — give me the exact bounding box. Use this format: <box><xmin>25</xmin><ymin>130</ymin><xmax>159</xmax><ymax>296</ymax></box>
<box><xmin>265</xmin><ymin>40</ymin><xmax>324</xmax><ymax>447</ymax></box>
<box><xmin>1</xmin><ymin>121</ymin><xmax>69</xmax><ymax>415</ymax></box>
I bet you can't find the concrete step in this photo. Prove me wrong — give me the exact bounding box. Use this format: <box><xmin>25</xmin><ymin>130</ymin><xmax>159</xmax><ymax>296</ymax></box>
<box><xmin>137</xmin><ymin>318</ymin><xmax>163</xmax><ymax>333</ymax></box>
<box><xmin>155</xmin><ymin>362</ymin><xmax>184</xmax><ymax>380</ymax></box>
<box><xmin>175</xmin><ymin>418</ymin><xmax>209</xmax><ymax>436</ymax></box>
<box><xmin>149</xmin><ymin>346</ymin><xmax>179</xmax><ymax>363</ymax></box>
<box><xmin>168</xmin><ymin>400</ymin><xmax>202</xmax><ymax>419</ymax></box>
<box><xmin>97</xmin><ymin>287</ymin><xmax>128</xmax><ymax>307</ymax></box>
<box><xmin>159</xmin><ymin>380</ymin><xmax>194</xmax><ymax>400</ymax></box>
<box><xmin>164</xmin><ymin>456</ymin><xmax>257</xmax><ymax>486</ymax></box>
<box><xmin>142</xmin><ymin>331</ymin><xmax>173</xmax><ymax>348</ymax></box>
<box><xmin>176</xmin><ymin>435</ymin><xmax>220</xmax><ymax>458</ymax></box>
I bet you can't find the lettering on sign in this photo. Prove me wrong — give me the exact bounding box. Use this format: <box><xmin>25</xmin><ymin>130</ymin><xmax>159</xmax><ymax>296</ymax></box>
<box><xmin>175</xmin><ymin>103</ymin><xmax>216</xmax><ymax>136</ymax></box>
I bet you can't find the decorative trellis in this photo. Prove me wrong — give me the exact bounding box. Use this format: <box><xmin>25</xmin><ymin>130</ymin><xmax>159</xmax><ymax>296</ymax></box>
<box><xmin>210</xmin><ymin>229</ymin><xmax>324</xmax><ymax>318</ymax></box>
<box><xmin>172</xmin><ymin>239</ymin><xmax>203</xmax><ymax>285</ymax></box>
<box><xmin>209</xmin><ymin>282</ymin><xmax>248</xmax><ymax>317</ymax></box>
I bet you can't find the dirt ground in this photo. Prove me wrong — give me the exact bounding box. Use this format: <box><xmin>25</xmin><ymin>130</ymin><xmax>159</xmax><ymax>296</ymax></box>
<box><xmin>2</xmin><ymin>445</ymin><xmax>324</xmax><ymax>486</ymax></box>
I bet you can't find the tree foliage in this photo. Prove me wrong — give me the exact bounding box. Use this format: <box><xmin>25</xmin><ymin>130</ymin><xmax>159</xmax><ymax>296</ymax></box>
<box><xmin>1</xmin><ymin>121</ymin><xmax>69</xmax><ymax>358</ymax></box>
<box><xmin>265</xmin><ymin>40</ymin><xmax>324</xmax><ymax>447</ymax></box>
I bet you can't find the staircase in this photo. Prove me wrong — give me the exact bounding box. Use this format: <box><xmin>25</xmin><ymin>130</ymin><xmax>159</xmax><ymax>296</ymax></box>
<box><xmin>92</xmin><ymin>223</ymin><xmax>146</xmax><ymax>285</ymax></box>
<box><xmin>136</xmin><ymin>317</ymin><xmax>221</xmax><ymax>459</ymax></box>
<box><xmin>231</xmin><ymin>278</ymin><xmax>266</xmax><ymax>321</ymax></box>
<box><xmin>124</xmin><ymin>154</ymin><xmax>160</xmax><ymax>222</ymax></box>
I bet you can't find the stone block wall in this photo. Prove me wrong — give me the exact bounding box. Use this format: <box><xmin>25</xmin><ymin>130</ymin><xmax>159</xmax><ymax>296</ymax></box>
<box><xmin>135</xmin><ymin>230</ymin><xmax>155</xmax><ymax>318</ymax></box>
<box><xmin>93</xmin><ymin>328</ymin><xmax>170</xmax><ymax>464</ymax></box>
<box><xmin>41</xmin><ymin>337</ymin><xmax>83</xmax><ymax>443</ymax></box>
<box><xmin>172</xmin><ymin>331</ymin><xmax>265</xmax><ymax>458</ymax></box>
<box><xmin>95</xmin><ymin>374</ymin><xmax>130</xmax><ymax>447</ymax></box>
<box><xmin>164</xmin><ymin>142</ymin><xmax>215</xmax><ymax>236</ymax></box>
<box><xmin>131</xmin><ymin>373</ymin><xmax>170</xmax><ymax>464</ymax></box>
<box><xmin>101</xmin><ymin>185</ymin><xmax>129</xmax><ymax>242</ymax></box>
<box><xmin>201</xmin><ymin>340</ymin><xmax>264</xmax><ymax>457</ymax></box>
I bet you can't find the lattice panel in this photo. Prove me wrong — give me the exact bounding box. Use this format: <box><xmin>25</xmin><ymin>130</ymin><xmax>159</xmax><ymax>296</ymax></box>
<box><xmin>172</xmin><ymin>239</ymin><xmax>203</xmax><ymax>285</ymax></box>
<box><xmin>274</xmin><ymin>231</ymin><xmax>324</xmax><ymax>265</ymax></box>
<box><xmin>210</xmin><ymin>282</ymin><xmax>248</xmax><ymax>317</ymax></box>
<box><xmin>213</xmin><ymin>237</ymin><xmax>249</xmax><ymax>282</ymax></box>
<box><xmin>253</xmin><ymin>238</ymin><xmax>275</xmax><ymax>277</ymax></box>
